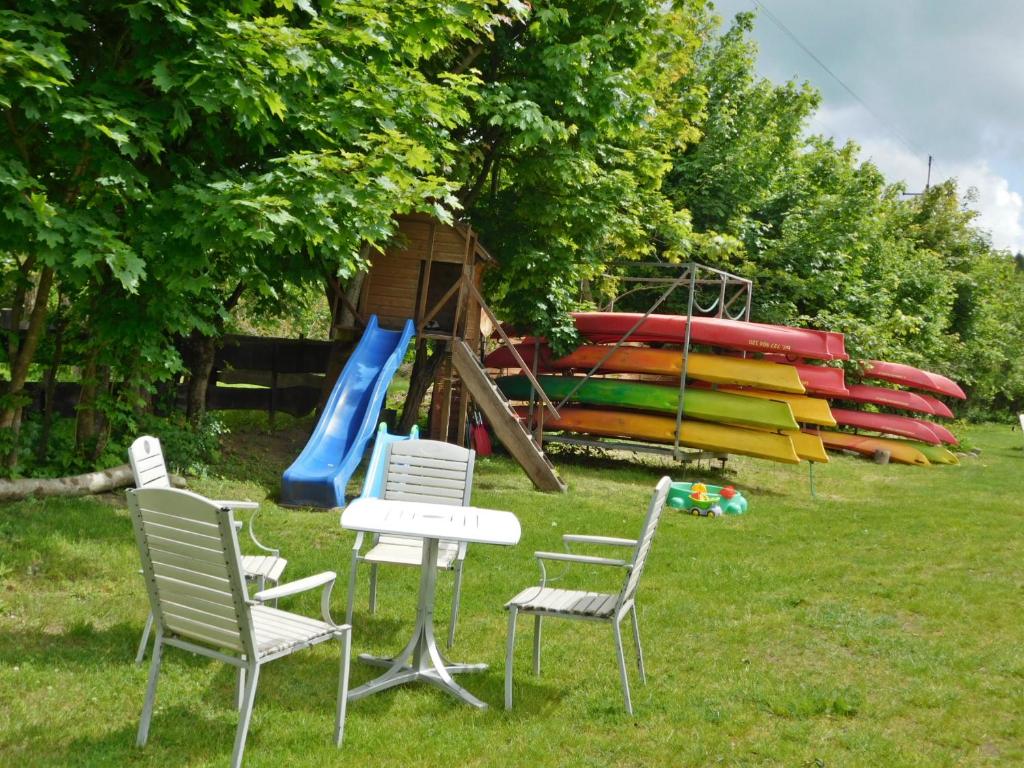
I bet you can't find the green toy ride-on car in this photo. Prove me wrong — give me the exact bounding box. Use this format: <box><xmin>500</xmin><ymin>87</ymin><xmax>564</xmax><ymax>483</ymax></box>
<box><xmin>668</xmin><ymin>481</ymin><xmax>748</xmax><ymax>517</ymax></box>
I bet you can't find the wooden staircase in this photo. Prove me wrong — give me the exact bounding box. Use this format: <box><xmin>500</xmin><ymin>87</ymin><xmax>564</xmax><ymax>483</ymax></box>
<box><xmin>451</xmin><ymin>340</ymin><xmax>566</xmax><ymax>493</ymax></box>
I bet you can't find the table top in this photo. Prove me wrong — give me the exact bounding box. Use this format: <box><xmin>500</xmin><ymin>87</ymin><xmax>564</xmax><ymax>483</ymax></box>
<box><xmin>342</xmin><ymin>498</ymin><xmax>521</xmax><ymax>546</ymax></box>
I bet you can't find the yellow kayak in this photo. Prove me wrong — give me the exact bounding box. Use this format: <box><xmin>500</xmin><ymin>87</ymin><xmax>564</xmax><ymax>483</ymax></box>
<box><xmin>783</xmin><ymin>430</ymin><xmax>830</xmax><ymax>463</ymax></box>
<box><xmin>718</xmin><ymin>387</ymin><xmax>836</xmax><ymax>427</ymax></box>
<box><xmin>521</xmin><ymin>406</ymin><xmax>801</xmax><ymax>465</ymax></box>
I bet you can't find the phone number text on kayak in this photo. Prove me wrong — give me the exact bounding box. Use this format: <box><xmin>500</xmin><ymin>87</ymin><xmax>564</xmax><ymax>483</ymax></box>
<box><xmin>747</xmin><ymin>340</ymin><xmax>792</xmax><ymax>352</ymax></box>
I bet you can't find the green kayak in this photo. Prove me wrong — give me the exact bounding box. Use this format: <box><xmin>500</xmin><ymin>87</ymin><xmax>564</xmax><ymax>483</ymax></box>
<box><xmin>903</xmin><ymin>440</ymin><xmax>960</xmax><ymax>465</ymax></box>
<box><xmin>497</xmin><ymin>375</ymin><xmax>798</xmax><ymax>432</ymax></box>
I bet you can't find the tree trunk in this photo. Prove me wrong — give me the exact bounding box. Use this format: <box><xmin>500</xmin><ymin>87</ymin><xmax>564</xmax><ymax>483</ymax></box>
<box><xmin>36</xmin><ymin>301</ymin><xmax>68</xmax><ymax>462</ymax></box>
<box><xmin>75</xmin><ymin>348</ymin><xmax>100</xmax><ymax>454</ymax></box>
<box><xmin>0</xmin><ymin>464</ymin><xmax>187</xmax><ymax>502</ymax></box>
<box><xmin>1</xmin><ymin>265</ymin><xmax>54</xmax><ymax>430</ymax></box>
<box><xmin>182</xmin><ymin>283</ymin><xmax>245</xmax><ymax>424</ymax></box>
<box><xmin>89</xmin><ymin>365</ymin><xmax>112</xmax><ymax>462</ymax></box>
<box><xmin>184</xmin><ymin>331</ymin><xmax>218</xmax><ymax>424</ymax></box>
<box><xmin>398</xmin><ymin>340</ymin><xmax>448</xmax><ymax>434</ymax></box>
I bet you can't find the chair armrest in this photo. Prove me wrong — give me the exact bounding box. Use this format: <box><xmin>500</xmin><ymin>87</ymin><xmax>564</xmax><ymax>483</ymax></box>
<box><xmin>535</xmin><ymin>551</ymin><xmax>628</xmax><ymax>568</ymax></box>
<box><xmin>253</xmin><ymin>571</ymin><xmax>336</xmax><ymax>602</ymax></box>
<box><xmin>562</xmin><ymin>534</ymin><xmax>637</xmax><ymax>548</ymax></box>
<box><xmin>253</xmin><ymin>571</ymin><xmax>338</xmax><ymax>626</ymax></box>
<box><xmin>214</xmin><ymin>500</ymin><xmax>259</xmax><ymax>510</ymax></box>
<box><xmin>244</xmin><ymin>510</ymin><xmax>278</xmax><ymax>556</ymax></box>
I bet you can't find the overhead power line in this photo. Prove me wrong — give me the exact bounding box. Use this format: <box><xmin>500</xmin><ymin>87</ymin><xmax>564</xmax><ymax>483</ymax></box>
<box><xmin>749</xmin><ymin>0</ymin><xmax>928</xmax><ymax>160</ymax></box>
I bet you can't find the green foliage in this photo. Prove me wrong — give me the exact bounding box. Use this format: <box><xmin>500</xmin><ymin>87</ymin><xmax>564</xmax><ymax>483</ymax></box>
<box><xmin>1</xmin><ymin>0</ymin><xmax>515</xmax><ymax>466</ymax></box>
<box><xmin>460</xmin><ymin>0</ymin><xmax>705</xmax><ymax>350</ymax></box>
<box><xmin>136</xmin><ymin>413</ymin><xmax>229</xmax><ymax>476</ymax></box>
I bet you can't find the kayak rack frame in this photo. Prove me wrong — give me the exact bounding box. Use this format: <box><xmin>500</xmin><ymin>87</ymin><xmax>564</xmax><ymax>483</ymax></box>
<box><xmin>526</xmin><ymin>262</ymin><xmax>753</xmax><ymax>463</ymax></box>
<box><xmin>543</xmin><ymin>435</ymin><xmax>729</xmax><ymax>469</ymax></box>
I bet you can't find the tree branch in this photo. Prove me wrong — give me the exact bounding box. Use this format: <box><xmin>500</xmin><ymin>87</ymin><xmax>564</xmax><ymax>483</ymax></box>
<box><xmin>459</xmin><ymin>135</ymin><xmax>506</xmax><ymax>210</ymax></box>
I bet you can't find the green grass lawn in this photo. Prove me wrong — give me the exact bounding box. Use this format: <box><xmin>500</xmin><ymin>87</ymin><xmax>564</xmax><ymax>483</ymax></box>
<box><xmin>1</xmin><ymin>419</ymin><xmax>1023</xmax><ymax>766</ymax></box>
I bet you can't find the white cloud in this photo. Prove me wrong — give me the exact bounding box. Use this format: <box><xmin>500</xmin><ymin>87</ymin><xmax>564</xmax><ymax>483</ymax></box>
<box><xmin>809</xmin><ymin>104</ymin><xmax>1024</xmax><ymax>254</ymax></box>
<box><xmin>951</xmin><ymin>164</ymin><xmax>1024</xmax><ymax>254</ymax></box>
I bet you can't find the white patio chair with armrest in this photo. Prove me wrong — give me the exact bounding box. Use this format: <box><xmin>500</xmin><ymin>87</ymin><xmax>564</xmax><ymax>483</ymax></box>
<box><xmin>128</xmin><ymin>486</ymin><xmax>351</xmax><ymax>768</ymax></box>
<box><xmin>130</xmin><ymin>435</ymin><xmax>288</xmax><ymax>662</ymax></box>
<box><xmin>504</xmin><ymin>476</ymin><xmax>671</xmax><ymax>715</ymax></box>
<box><xmin>345</xmin><ymin>439</ymin><xmax>475</xmax><ymax>648</ymax></box>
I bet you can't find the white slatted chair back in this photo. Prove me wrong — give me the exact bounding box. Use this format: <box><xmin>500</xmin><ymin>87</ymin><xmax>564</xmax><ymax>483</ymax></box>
<box><xmin>382</xmin><ymin>440</ymin><xmax>474</xmax><ymax>506</ymax></box>
<box><xmin>618</xmin><ymin>476</ymin><xmax>671</xmax><ymax>611</ymax></box>
<box><xmin>129</xmin><ymin>435</ymin><xmax>171</xmax><ymax>489</ymax></box>
<box><xmin>128</xmin><ymin>487</ymin><xmax>257</xmax><ymax>660</ymax></box>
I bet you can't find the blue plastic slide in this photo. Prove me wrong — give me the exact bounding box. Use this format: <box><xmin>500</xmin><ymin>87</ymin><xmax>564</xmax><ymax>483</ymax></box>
<box><xmin>280</xmin><ymin>315</ymin><xmax>415</xmax><ymax>508</ymax></box>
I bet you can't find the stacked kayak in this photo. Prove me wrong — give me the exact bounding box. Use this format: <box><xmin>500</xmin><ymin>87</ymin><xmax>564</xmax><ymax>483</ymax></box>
<box><xmin>790</xmin><ymin>358</ymin><xmax>964</xmax><ymax>465</ymax></box>
<box><xmin>487</xmin><ymin>311</ymin><xmax>837</xmax><ymax>465</ymax></box>
<box><xmin>486</xmin><ymin>311</ymin><xmax>966</xmax><ymax>469</ymax></box>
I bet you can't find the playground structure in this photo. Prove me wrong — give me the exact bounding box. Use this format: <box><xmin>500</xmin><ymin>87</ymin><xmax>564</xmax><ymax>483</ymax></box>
<box><xmin>283</xmin><ymin>215</ymin><xmax>565</xmax><ymax>507</ymax></box>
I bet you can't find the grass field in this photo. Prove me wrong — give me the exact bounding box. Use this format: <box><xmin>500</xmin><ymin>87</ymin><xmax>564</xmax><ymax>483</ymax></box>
<box><xmin>1</xmin><ymin>418</ymin><xmax>1022</xmax><ymax>767</ymax></box>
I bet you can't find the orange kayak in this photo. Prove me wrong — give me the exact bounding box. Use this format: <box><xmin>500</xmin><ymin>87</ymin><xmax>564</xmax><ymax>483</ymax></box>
<box><xmin>485</xmin><ymin>343</ymin><xmax>806</xmax><ymax>393</ymax></box>
<box><xmin>811</xmin><ymin>429</ymin><xmax>931</xmax><ymax>466</ymax></box>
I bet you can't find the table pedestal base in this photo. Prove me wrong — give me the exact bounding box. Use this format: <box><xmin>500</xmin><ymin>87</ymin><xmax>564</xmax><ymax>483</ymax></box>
<box><xmin>347</xmin><ymin>538</ymin><xmax>490</xmax><ymax>709</ymax></box>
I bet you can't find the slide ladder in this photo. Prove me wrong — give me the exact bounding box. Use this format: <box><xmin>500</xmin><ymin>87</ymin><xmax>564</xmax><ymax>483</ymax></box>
<box><xmin>451</xmin><ymin>340</ymin><xmax>566</xmax><ymax>493</ymax></box>
<box><xmin>281</xmin><ymin>316</ymin><xmax>414</xmax><ymax>508</ymax></box>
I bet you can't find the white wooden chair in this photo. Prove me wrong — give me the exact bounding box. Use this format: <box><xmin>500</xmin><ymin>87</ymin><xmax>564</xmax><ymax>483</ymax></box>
<box><xmin>345</xmin><ymin>439</ymin><xmax>475</xmax><ymax>648</ymax></box>
<box><xmin>129</xmin><ymin>435</ymin><xmax>287</xmax><ymax>663</ymax></box>
<box><xmin>128</xmin><ymin>486</ymin><xmax>351</xmax><ymax>768</ymax></box>
<box><xmin>504</xmin><ymin>476</ymin><xmax>672</xmax><ymax>715</ymax></box>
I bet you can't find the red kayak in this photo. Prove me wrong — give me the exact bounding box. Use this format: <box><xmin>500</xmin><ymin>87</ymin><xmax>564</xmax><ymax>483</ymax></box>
<box><xmin>785</xmin><ymin>362</ymin><xmax>848</xmax><ymax>398</ymax></box>
<box><xmin>917</xmin><ymin>393</ymin><xmax>954</xmax><ymax>419</ymax></box>
<box><xmin>830</xmin><ymin>408</ymin><xmax>942</xmax><ymax>445</ymax></box>
<box><xmin>863</xmin><ymin>360</ymin><xmax>966</xmax><ymax>400</ymax></box>
<box><xmin>840</xmin><ymin>384</ymin><xmax>941</xmax><ymax>416</ymax></box>
<box><xmin>572</xmin><ymin>312</ymin><xmax>849</xmax><ymax>361</ymax></box>
<box><xmin>923</xmin><ymin>420</ymin><xmax>958</xmax><ymax>445</ymax></box>
<box><xmin>759</xmin><ymin>355</ymin><xmax>848</xmax><ymax>397</ymax></box>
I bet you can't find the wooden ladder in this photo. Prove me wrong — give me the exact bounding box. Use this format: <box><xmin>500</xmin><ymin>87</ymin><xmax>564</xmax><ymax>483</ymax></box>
<box><xmin>451</xmin><ymin>340</ymin><xmax>566</xmax><ymax>493</ymax></box>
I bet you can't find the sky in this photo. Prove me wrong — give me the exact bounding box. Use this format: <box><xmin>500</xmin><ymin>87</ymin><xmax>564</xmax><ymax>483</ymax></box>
<box><xmin>708</xmin><ymin>0</ymin><xmax>1024</xmax><ymax>253</ymax></box>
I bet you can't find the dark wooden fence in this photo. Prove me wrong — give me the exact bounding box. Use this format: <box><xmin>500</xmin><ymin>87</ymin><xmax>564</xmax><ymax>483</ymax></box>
<box><xmin>208</xmin><ymin>334</ymin><xmax>339</xmax><ymax>418</ymax></box>
<box><xmin>19</xmin><ymin>334</ymin><xmax>350</xmax><ymax>420</ymax></box>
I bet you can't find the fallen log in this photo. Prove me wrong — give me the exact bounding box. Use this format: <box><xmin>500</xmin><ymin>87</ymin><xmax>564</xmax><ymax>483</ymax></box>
<box><xmin>0</xmin><ymin>464</ymin><xmax>185</xmax><ymax>502</ymax></box>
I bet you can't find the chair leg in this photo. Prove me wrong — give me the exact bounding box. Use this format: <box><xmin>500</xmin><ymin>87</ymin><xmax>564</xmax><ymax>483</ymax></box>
<box><xmin>613</xmin><ymin>620</ymin><xmax>633</xmax><ymax>716</ymax></box>
<box><xmin>136</xmin><ymin>635</ymin><xmax>164</xmax><ymax>747</ymax></box>
<box><xmin>334</xmin><ymin>629</ymin><xmax>352</xmax><ymax>747</ymax></box>
<box><xmin>345</xmin><ymin>552</ymin><xmax>360</xmax><ymax>626</ymax></box>
<box><xmin>135</xmin><ymin>612</ymin><xmax>154</xmax><ymax>665</ymax></box>
<box><xmin>447</xmin><ymin>560</ymin><xmax>464</xmax><ymax>649</ymax></box>
<box><xmin>532</xmin><ymin>615</ymin><xmax>543</xmax><ymax>675</ymax></box>
<box><xmin>236</xmin><ymin>667</ymin><xmax>246</xmax><ymax>711</ymax></box>
<box><xmin>504</xmin><ymin>606</ymin><xmax>519</xmax><ymax>710</ymax></box>
<box><xmin>368</xmin><ymin>563</ymin><xmax>379</xmax><ymax>614</ymax></box>
<box><xmin>230</xmin><ymin>663</ymin><xmax>260</xmax><ymax>768</ymax></box>
<box><xmin>630</xmin><ymin>605</ymin><xmax>646</xmax><ymax>684</ymax></box>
